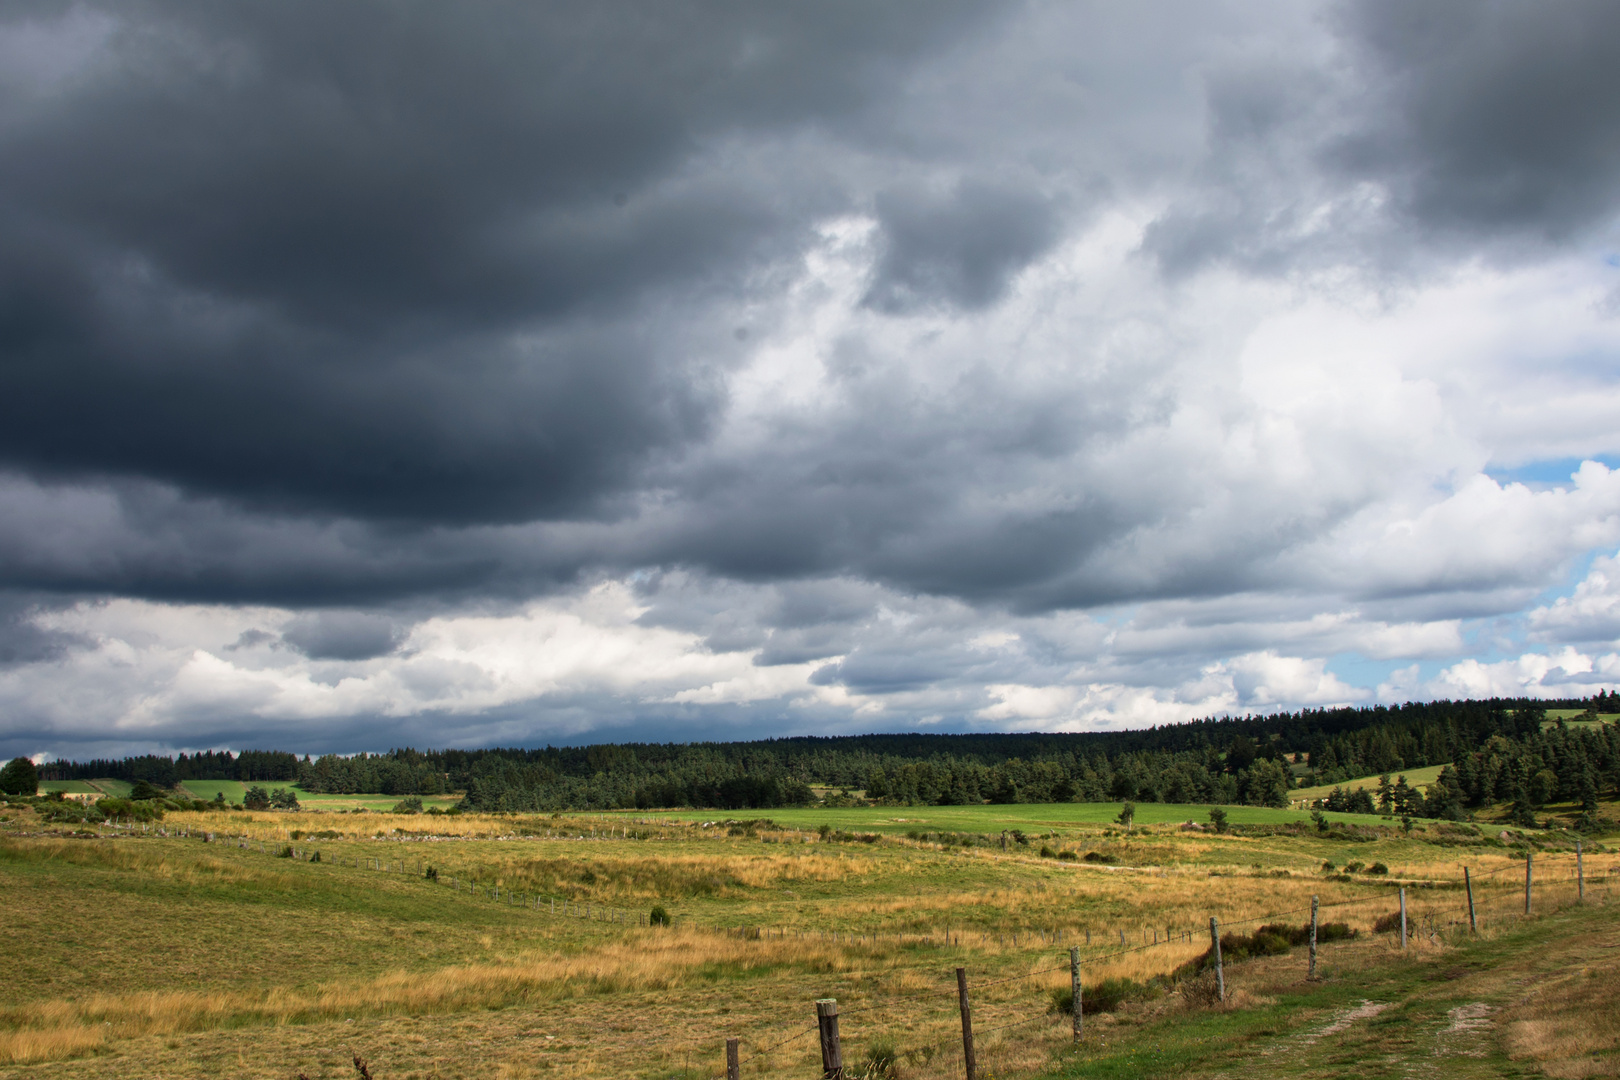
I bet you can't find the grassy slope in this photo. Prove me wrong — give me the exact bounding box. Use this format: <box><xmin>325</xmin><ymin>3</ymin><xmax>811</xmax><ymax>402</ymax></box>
<box><xmin>1</xmin><ymin>803</ymin><xmax>1613</xmax><ymax>1079</ymax></box>
<box><xmin>36</xmin><ymin>781</ymin><xmax>97</xmax><ymax>794</ymax></box>
<box><xmin>1292</xmin><ymin>763</ymin><xmax>1449</xmax><ymax>805</ymax></box>
<box><xmin>1038</xmin><ymin>892</ymin><xmax>1620</xmax><ymax>1080</ymax></box>
<box><xmin>174</xmin><ymin>779</ymin><xmax>460</xmax><ymax>811</ymax></box>
<box><xmin>87</xmin><ymin>778</ymin><xmax>133</xmax><ymax>797</ymax></box>
<box><xmin>648</xmin><ymin>801</ymin><xmax>1391</xmax><ymax>832</ymax></box>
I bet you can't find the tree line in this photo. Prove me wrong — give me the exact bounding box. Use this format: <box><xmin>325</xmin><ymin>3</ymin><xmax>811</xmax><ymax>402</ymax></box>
<box><xmin>27</xmin><ymin>695</ymin><xmax>1620</xmax><ymax>819</ymax></box>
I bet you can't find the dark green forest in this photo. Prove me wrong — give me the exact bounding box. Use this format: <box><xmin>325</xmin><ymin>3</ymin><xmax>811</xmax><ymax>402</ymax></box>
<box><xmin>35</xmin><ymin>695</ymin><xmax>1620</xmax><ymax>822</ymax></box>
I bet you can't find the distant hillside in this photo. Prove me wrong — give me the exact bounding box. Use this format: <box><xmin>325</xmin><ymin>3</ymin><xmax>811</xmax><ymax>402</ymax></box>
<box><xmin>34</xmin><ymin>694</ymin><xmax>1620</xmax><ymax>818</ymax></box>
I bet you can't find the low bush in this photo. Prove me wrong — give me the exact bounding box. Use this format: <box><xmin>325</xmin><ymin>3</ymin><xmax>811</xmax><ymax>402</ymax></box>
<box><xmin>1365</xmin><ymin>862</ymin><xmax>1388</xmax><ymax>874</ymax></box>
<box><xmin>1343</xmin><ymin>860</ymin><xmax>1365</xmax><ymax>872</ymax></box>
<box><xmin>649</xmin><ymin>904</ymin><xmax>671</xmax><ymax>927</ymax></box>
<box><xmin>1082</xmin><ymin>851</ymin><xmax>1118</xmax><ymax>864</ymax></box>
<box><xmin>1049</xmin><ymin>977</ymin><xmax>1159</xmax><ymax>1016</ymax></box>
<box><xmin>1372</xmin><ymin>910</ymin><xmax>1404</xmax><ymax>933</ymax></box>
<box><xmin>1176</xmin><ymin>920</ymin><xmax>1356</xmax><ymax>977</ymax></box>
<box><xmin>1057</xmin><ymin>849</ymin><xmax>1079</xmax><ymax>861</ymax></box>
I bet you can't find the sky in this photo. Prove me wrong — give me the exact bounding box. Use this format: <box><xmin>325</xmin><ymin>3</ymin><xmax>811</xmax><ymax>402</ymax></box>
<box><xmin>5</xmin><ymin>1</ymin><xmax>1620</xmax><ymax>760</ymax></box>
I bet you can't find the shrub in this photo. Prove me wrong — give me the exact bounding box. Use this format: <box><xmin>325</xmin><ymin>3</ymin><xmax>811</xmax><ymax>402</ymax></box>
<box><xmin>1207</xmin><ymin>806</ymin><xmax>1228</xmax><ymax>833</ymax></box>
<box><xmin>1010</xmin><ymin>829</ymin><xmax>1029</xmax><ymax>846</ymax></box>
<box><xmin>269</xmin><ymin>787</ymin><xmax>300</xmax><ymax>810</ymax></box>
<box><xmin>1082</xmin><ymin>851</ymin><xmax>1117</xmax><ymax>864</ymax></box>
<box><xmin>649</xmin><ymin>904</ymin><xmax>671</xmax><ymax>926</ymax></box>
<box><xmin>1039</xmin><ymin>844</ymin><xmax>1056</xmax><ymax>858</ymax></box>
<box><xmin>1057</xmin><ymin>849</ymin><xmax>1079</xmax><ymax>861</ymax></box>
<box><xmin>1343</xmin><ymin>860</ymin><xmax>1365</xmax><ymax>873</ymax></box>
<box><xmin>243</xmin><ymin>786</ymin><xmax>271</xmax><ymax>811</ymax></box>
<box><xmin>278</xmin><ymin>844</ymin><xmax>295</xmax><ymax>858</ymax></box>
<box><xmin>1365</xmin><ymin>862</ymin><xmax>1388</xmax><ymax>875</ymax></box>
<box><xmin>1050</xmin><ymin>977</ymin><xmax>1155</xmax><ymax>1016</ymax></box>
<box><xmin>1372</xmin><ymin>910</ymin><xmax>1403</xmax><ymax>933</ymax></box>
<box><xmin>391</xmin><ymin>796</ymin><xmax>424</xmax><ymax>814</ymax></box>
<box><xmin>1321</xmin><ymin>860</ymin><xmax>1336</xmax><ymax>872</ymax></box>
<box><xmin>425</xmin><ymin>866</ymin><xmax>438</xmax><ymax>881</ymax></box>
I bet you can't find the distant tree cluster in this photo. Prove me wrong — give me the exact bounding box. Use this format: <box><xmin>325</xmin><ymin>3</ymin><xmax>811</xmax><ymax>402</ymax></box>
<box><xmin>24</xmin><ymin>696</ymin><xmax>1620</xmax><ymax>817</ymax></box>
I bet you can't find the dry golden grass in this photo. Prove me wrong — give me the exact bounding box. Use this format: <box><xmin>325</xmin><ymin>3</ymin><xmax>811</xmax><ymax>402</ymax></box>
<box><xmin>1502</xmin><ymin>935</ymin><xmax>1620</xmax><ymax>1077</ymax></box>
<box><xmin>6</xmin><ymin>807</ymin><xmax>1617</xmax><ymax>1079</ymax></box>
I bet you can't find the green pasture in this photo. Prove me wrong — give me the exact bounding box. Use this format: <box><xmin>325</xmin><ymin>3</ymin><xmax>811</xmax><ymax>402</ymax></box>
<box><xmin>37</xmin><ymin>780</ymin><xmax>98</xmax><ymax>794</ymax></box>
<box><xmin>175</xmin><ymin>779</ymin><xmax>459</xmax><ymax>811</ymax></box>
<box><xmin>88</xmin><ymin>778</ymin><xmax>133</xmax><ymax>797</ymax></box>
<box><xmin>1292</xmin><ymin>762</ymin><xmax>1449</xmax><ymax>805</ymax></box>
<box><xmin>644</xmin><ymin>800</ymin><xmax>1389</xmax><ymax>834</ymax></box>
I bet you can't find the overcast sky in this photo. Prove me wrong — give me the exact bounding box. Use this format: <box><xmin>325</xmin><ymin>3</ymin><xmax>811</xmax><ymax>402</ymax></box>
<box><xmin>5</xmin><ymin>0</ymin><xmax>1620</xmax><ymax>760</ymax></box>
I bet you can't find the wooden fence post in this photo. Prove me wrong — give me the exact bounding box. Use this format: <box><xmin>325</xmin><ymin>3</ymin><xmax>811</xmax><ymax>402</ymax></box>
<box><xmin>1525</xmin><ymin>852</ymin><xmax>1533</xmax><ymax>915</ymax></box>
<box><xmin>1578</xmin><ymin>840</ymin><xmax>1584</xmax><ymax>902</ymax></box>
<box><xmin>956</xmin><ymin>968</ymin><xmax>976</xmax><ymax>1080</ymax></box>
<box><xmin>1464</xmin><ymin>866</ymin><xmax>1477</xmax><ymax>932</ymax></box>
<box><xmin>1308</xmin><ymin>895</ymin><xmax>1318</xmax><ymax>979</ymax></box>
<box><xmin>1070</xmin><ymin>946</ymin><xmax>1082</xmax><ymax>1042</ymax></box>
<box><xmin>1209</xmin><ymin>917</ymin><xmax>1224</xmax><ymax>1002</ymax></box>
<box><xmin>1399</xmin><ymin>888</ymin><xmax>1407</xmax><ymax>950</ymax></box>
<box><xmin>726</xmin><ymin>1036</ymin><xmax>740</xmax><ymax>1080</ymax></box>
<box><xmin>816</xmin><ymin>999</ymin><xmax>843</xmax><ymax>1080</ymax></box>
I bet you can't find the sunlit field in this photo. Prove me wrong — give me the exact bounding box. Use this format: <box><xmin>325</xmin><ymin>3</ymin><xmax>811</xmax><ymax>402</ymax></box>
<box><xmin>2</xmin><ymin>800</ymin><xmax>1615</xmax><ymax>1079</ymax></box>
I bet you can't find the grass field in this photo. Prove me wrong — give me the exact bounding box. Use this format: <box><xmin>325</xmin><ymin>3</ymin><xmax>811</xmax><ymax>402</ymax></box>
<box><xmin>87</xmin><ymin>778</ymin><xmax>133</xmax><ymax>797</ymax></box>
<box><xmin>1291</xmin><ymin>763</ymin><xmax>1450</xmax><ymax>806</ymax></box>
<box><xmin>0</xmin><ymin>798</ymin><xmax>1614</xmax><ymax>1079</ymax></box>
<box><xmin>652</xmin><ymin>800</ymin><xmax>1390</xmax><ymax>833</ymax></box>
<box><xmin>36</xmin><ymin>781</ymin><xmax>98</xmax><ymax>795</ymax></box>
<box><xmin>174</xmin><ymin>779</ymin><xmax>461</xmax><ymax>812</ymax></box>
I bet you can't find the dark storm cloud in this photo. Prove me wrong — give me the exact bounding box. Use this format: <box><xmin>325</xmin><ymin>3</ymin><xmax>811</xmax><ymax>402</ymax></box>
<box><xmin>0</xmin><ymin>0</ymin><xmax>1000</xmax><ymax>527</ymax></box>
<box><xmin>280</xmin><ymin>611</ymin><xmax>404</xmax><ymax>660</ymax></box>
<box><xmin>0</xmin><ymin>593</ymin><xmax>82</xmax><ymax>668</ymax></box>
<box><xmin>1146</xmin><ymin>0</ymin><xmax>1620</xmax><ymax>277</ymax></box>
<box><xmin>1333</xmin><ymin>0</ymin><xmax>1620</xmax><ymax>242</ymax></box>
<box><xmin>863</xmin><ymin>180</ymin><xmax>1062</xmax><ymax>313</ymax></box>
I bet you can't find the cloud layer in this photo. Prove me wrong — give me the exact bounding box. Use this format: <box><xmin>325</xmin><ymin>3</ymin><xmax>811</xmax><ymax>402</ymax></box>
<box><xmin>4</xmin><ymin>1</ymin><xmax>1620</xmax><ymax>757</ymax></box>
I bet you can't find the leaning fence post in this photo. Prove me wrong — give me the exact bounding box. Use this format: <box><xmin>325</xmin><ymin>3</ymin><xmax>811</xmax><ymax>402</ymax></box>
<box><xmin>726</xmin><ymin>1036</ymin><xmax>740</xmax><ymax>1080</ymax></box>
<box><xmin>1070</xmin><ymin>946</ymin><xmax>1082</xmax><ymax>1041</ymax></box>
<box><xmin>1525</xmin><ymin>852</ymin><xmax>1533</xmax><ymax>915</ymax></box>
<box><xmin>1464</xmin><ymin>866</ymin><xmax>1477</xmax><ymax>932</ymax></box>
<box><xmin>1209</xmin><ymin>917</ymin><xmax>1224</xmax><ymax>1002</ymax></box>
<box><xmin>1577</xmin><ymin>840</ymin><xmax>1584</xmax><ymax>902</ymax></box>
<box><xmin>956</xmin><ymin>967</ymin><xmax>977</xmax><ymax>1080</ymax></box>
<box><xmin>816</xmin><ymin>999</ymin><xmax>843</xmax><ymax>1080</ymax></box>
<box><xmin>1308</xmin><ymin>895</ymin><xmax>1318</xmax><ymax>979</ymax></box>
<box><xmin>1399</xmin><ymin>887</ymin><xmax>1407</xmax><ymax>950</ymax></box>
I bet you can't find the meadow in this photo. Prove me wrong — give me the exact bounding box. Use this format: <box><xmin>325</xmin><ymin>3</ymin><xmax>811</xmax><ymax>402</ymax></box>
<box><xmin>173</xmin><ymin>779</ymin><xmax>462</xmax><ymax>813</ymax></box>
<box><xmin>0</xmin><ymin>796</ymin><xmax>1614</xmax><ymax>1080</ymax></box>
